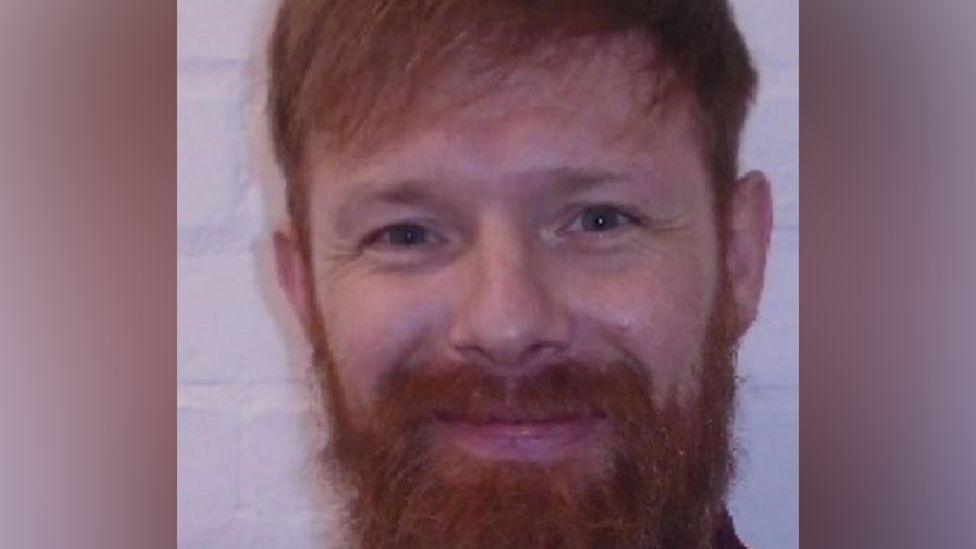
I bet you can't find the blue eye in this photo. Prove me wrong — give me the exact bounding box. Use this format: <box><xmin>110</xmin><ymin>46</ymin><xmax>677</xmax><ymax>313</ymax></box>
<box><xmin>366</xmin><ymin>223</ymin><xmax>434</xmax><ymax>247</ymax></box>
<box><xmin>574</xmin><ymin>206</ymin><xmax>637</xmax><ymax>232</ymax></box>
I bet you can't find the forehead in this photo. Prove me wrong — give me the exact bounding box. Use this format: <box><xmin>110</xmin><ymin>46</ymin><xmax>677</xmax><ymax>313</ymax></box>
<box><xmin>306</xmin><ymin>39</ymin><xmax>701</xmax><ymax>194</ymax></box>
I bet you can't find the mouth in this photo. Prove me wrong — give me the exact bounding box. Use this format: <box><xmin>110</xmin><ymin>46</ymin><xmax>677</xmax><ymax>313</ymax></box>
<box><xmin>432</xmin><ymin>411</ymin><xmax>609</xmax><ymax>462</ymax></box>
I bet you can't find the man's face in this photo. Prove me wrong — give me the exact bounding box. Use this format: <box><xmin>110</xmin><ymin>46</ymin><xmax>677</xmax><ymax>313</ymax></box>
<box><xmin>276</xmin><ymin>44</ymin><xmax>770</xmax><ymax>548</ymax></box>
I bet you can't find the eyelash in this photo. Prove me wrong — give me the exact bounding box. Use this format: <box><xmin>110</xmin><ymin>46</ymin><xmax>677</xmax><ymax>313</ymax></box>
<box><xmin>561</xmin><ymin>205</ymin><xmax>643</xmax><ymax>234</ymax></box>
<box><xmin>362</xmin><ymin>222</ymin><xmax>441</xmax><ymax>249</ymax></box>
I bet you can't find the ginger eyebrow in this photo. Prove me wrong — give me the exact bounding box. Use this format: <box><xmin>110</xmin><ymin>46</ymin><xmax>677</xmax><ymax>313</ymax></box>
<box><xmin>520</xmin><ymin>167</ymin><xmax>632</xmax><ymax>195</ymax></box>
<box><xmin>333</xmin><ymin>179</ymin><xmax>443</xmax><ymax>238</ymax></box>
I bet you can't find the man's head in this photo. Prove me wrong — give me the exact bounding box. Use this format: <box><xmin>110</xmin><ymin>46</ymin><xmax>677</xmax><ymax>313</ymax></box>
<box><xmin>268</xmin><ymin>1</ymin><xmax>771</xmax><ymax>547</ymax></box>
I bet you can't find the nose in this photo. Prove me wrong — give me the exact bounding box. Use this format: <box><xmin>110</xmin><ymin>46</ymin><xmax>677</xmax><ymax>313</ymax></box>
<box><xmin>447</xmin><ymin>218</ymin><xmax>572</xmax><ymax>374</ymax></box>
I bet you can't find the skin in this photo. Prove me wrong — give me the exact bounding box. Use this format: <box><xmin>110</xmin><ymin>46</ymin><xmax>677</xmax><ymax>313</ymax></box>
<box><xmin>274</xmin><ymin>46</ymin><xmax>772</xmax><ymax>461</ymax></box>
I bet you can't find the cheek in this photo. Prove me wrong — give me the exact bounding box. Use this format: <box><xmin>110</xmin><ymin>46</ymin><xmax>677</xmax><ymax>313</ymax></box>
<box><xmin>317</xmin><ymin>273</ymin><xmax>441</xmax><ymax>416</ymax></box>
<box><xmin>564</xmin><ymin>250</ymin><xmax>716</xmax><ymax>399</ymax></box>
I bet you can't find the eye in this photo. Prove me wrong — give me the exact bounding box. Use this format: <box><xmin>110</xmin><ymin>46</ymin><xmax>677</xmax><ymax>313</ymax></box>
<box><xmin>566</xmin><ymin>206</ymin><xmax>640</xmax><ymax>233</ymax></box>
<box><xmin>364</xmin><ymin>222</ymin><xmax>440</xmax><ymax>248</ymax></box>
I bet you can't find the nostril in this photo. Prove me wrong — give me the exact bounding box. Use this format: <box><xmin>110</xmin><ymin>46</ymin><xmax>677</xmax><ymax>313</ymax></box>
<box><xmin>448</xmin><ymin>322</ymin><xmax>573</xmax><ymax>373</ymax></box>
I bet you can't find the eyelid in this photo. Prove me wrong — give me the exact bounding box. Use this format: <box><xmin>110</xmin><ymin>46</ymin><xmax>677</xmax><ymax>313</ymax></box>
<box><xmin>559</xmin><ymin>204</ymin><xmax>644</xmax><ymax>232</ymax></box>
<box><xmin>361</xmin><ymin>221</ymin><xmax>446</xmax><ymax>248</ymax></box>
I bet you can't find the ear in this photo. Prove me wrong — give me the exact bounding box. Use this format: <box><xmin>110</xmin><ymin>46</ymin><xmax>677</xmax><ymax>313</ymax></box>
<box><xmin>726</xmin><ymin>171</ymin><xmax>773</xmax><ymax>335</ymax></box>
<box><xmin>273</xmin><ymin>227</ymin><xmax>314</xmax><ymax>333</ymax></box>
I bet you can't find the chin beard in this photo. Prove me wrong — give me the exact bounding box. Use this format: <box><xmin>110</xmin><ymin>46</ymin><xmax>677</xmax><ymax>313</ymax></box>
<box><xmin>310</xmin><ymin>285</ymin><xmax>739</xmax><ymax>549</ymax></box>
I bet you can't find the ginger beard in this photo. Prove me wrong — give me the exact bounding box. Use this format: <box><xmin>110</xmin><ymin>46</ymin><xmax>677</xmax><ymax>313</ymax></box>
<box><xmin>307</xmin><ymin>267</ymin><xmax>739</xmax><ymax>549</ymax></box>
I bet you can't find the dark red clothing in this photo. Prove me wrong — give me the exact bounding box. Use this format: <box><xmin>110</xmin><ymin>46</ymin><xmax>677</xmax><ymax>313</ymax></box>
<box><xmin>712</xmin><ymin>510</ymin><xmax>747</xmax><ymax>549</ymax></box>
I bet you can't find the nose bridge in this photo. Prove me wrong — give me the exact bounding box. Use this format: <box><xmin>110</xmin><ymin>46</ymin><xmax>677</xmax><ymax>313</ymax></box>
<box><xmin>448</xmin><ymin>214</ymin><xmax>570</xmax><ymax>369</ymax></box>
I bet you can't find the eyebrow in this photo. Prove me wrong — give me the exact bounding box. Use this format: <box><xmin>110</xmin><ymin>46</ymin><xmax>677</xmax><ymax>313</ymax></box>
<box><xmin>344</xmin><ymin>178</ymin><xmax>439</xmax><ymax>208</ymax></box>
<box><xmin>518</xmin><ymin>166</ymin><xmax>632</xmax><ymax>194</ymax></box>
<box><xmin>332</xmin><ymin>167</ymin><xmax>633</xmax><ymax>233</ymax></box>
<box><xmin>333</xmin><ymin>179</ymin><xmax>441</xmax><ymax>237</ymax></box>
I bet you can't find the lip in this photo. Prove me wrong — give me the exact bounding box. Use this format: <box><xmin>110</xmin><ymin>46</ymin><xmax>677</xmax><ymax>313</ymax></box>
<box><xmin>434</xmin><ymin>415</ymin><xmax>609</xmax><ymax>462</ymax></box>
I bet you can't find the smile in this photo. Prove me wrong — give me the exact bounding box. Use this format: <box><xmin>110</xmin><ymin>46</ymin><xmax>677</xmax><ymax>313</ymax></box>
<box><xmin>433</xmin><ymin>413</ymin><xmax>609</xmax><ymax>462</ymax></box>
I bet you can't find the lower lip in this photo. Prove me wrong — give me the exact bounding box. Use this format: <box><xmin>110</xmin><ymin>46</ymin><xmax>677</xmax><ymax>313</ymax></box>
<box><xmin>435</xmin><ymin>417</ymin><xmax>608</xmax><ymax>462</ymax></box>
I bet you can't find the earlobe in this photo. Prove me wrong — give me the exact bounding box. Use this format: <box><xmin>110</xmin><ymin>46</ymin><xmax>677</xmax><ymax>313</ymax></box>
<box><xmin>726</xmin><ymin>171</ymin><xmax>773</xmax><ymax>335</ymax></box>
<box><xmin>273</xmin><ymin>228</ymin><xmax>313</xmax><ymax>332</ymax></box>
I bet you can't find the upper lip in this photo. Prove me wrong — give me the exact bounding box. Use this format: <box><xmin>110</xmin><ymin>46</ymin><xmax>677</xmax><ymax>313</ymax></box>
<box><xmin>434</xmin><ymin>409</ymin><xmax>606</xmax><ymax>426</ymax></box>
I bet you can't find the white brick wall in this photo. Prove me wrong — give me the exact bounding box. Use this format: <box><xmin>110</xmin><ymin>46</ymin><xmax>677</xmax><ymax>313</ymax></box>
<box><xmin>177</xmin><ymin>0</ymin><xmax>798</xmax><ymax>547</ymax></box>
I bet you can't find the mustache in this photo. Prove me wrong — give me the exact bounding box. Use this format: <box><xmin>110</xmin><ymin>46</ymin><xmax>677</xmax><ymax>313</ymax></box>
<box><xmin>368</xmin><ymin>360</ymin><xmax>658</xmax><ymax>429</ymax></box>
